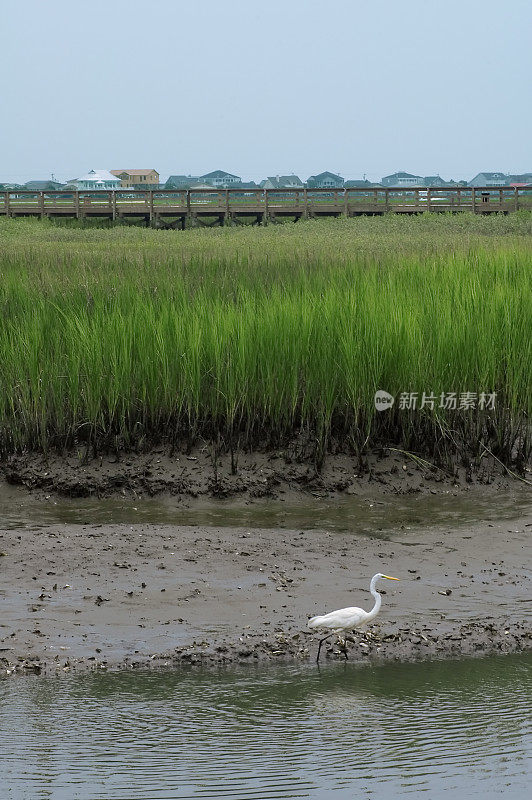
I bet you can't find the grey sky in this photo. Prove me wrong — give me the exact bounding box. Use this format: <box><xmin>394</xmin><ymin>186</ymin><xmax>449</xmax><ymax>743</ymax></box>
<box><xmin>2</xmin><ymin>0</ymin><xmax>530</xmax><ymax>184</ymax></box>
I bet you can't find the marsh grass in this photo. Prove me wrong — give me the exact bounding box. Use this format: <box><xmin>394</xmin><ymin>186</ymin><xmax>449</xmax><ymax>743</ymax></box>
<box><xmin>0</xmin><ymin>213</ymin><xmax>530</xmax><ymax>468</ymax></box>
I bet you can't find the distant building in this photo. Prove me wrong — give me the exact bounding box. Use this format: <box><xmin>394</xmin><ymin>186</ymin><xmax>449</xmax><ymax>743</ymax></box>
<box><xmin>344</xmin><ymin>179</ymin><xmax>380</xmax><ymax>188</ymax></box>
<box><xmin>200</xmin><ymin>170</ymin><xmax>242</xmax><ymax>187</ymax></box>
<box><xmin>261</xmin><ymin>175</ymin><xmax>304</xmax><ymax>189</ymax></box>
<box><xmin>307</xmin><ymin>171</ymin><xmax>344</xmax><ymax>188</ymax></box>
<box><xmin>468</xmin><ymin>172</ymin><xmax>509</xmax><ymax>187</ymax></box>
<box><xmin>110</xmin><ymin>169</ymin><xmax>159</xmax><ymax>188</ymax></box>
<box><xmin>507</xmin><ymin>173</ymin><xmax>532</xmax><ymax>186</ymax></box>
<box><xmin>189</xmin><ymin>182</ymin><xmax>215</xmax><ymax>190</ymax></box>
<box><xmin>422</xmin><ymin>176</ymin><xmax>449</xmax><ymax>187</ymax></box>
<box><xmin>24</xmin><ymin>180</ymin><xmax>64</xmax><ymax>191</ymax></box>
<box><xmin>381</xmin><ymin>172</ymin><xmax>424</xmax><ymax>187</ymax></box>
<box><xmin>67</xmin><ymin>170</ymin><xmax>122</xmax><ymax>190</ymax></box>
<box><xmin>165</xmin><ymin>175</ymin><xmax>200</xmax><ymax>189</ymax></box>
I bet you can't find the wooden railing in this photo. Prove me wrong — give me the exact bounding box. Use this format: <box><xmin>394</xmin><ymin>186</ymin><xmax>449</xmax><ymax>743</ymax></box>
<box><xmin>0</xmin><ymin>186</ymin><xmax>529</xmax><ymax>219</ymax></box>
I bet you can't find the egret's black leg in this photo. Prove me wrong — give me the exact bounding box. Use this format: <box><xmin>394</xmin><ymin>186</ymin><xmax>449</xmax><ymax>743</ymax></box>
<box><xmin>316</xmin><ymin>633</ymin><xmax>334</xmax><ymax>663</ymax></box>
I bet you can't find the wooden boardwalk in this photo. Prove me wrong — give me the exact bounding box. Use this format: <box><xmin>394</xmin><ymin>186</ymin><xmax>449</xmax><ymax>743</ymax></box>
<box><xmin>1</xmin><ymin>186</ymin><xmax>529</xmax><ymax>227</ymax></box>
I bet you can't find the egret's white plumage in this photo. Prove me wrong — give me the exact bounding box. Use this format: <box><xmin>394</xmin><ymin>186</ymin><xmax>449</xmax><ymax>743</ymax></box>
<box><xmin>308</xmin><ymin>573</ymin><xmax>400</xmax><ymax>661</ymax></box>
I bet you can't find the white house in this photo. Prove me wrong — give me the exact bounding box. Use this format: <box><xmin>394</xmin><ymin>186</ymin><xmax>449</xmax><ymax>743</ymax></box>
<box><xmin>68</xmin><ymin>170</ymin><xmax>122</xmax><ymax>190</ymax></box>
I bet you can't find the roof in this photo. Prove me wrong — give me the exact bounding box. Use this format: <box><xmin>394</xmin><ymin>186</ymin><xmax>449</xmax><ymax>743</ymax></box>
<box><xmin>24</xmin><ymin>180</ymin><xmax>63</xmax><ymax>189</ymax></box>
<box><xmin>110</xmin><ymin>169</ymin><xmax>158</xmax><ymax>176</ymax></box>
<box><xmin>508</xmin><ymin>173</ymin><xmax>532</xmax><ymax>182</ymax></box>
<box><xmin>382</xmin><ymin>171</ymin><xmax>423</xmax><ymax>180</ymax></box>
<box><xmin>308</xmin><ymin>171</ymin><xmax>344</xmax><ymax>181</ymax></box>
<box><xmin>75</xmin><ymin>169</ymin><xmax>121</xmax><ymax>183</ymax></box>
<box><xmin>201</xmin><ymin>170</ymin><xmax>241</xmax><ymax>180</ymax></box>
<box><xmin>473</xmin><ymin>172</ymin><xmax>508</xmax><ymax>179</ymax></box>
<box><xmin>263</xmin><ymin>175</ymin><xmax>304</xmax><ymax>188</ymax></box>
<box><xmin>344</xmin><ymin>179</ymin><xmax>374</xmax><ymax>187</ymax></box>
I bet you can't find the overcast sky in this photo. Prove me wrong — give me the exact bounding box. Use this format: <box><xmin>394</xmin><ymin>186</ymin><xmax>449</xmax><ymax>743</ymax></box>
<box><xmin>2</xmin><ymin>0</ymin><xmax>530</xmax><ymax>183</ymax></box>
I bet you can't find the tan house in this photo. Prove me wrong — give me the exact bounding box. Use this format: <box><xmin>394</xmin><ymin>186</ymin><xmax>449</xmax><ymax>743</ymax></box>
<box><xmin>110</xmin><ymin>169</ymin><xmax>159</xmax><ymax>188</ymax></box>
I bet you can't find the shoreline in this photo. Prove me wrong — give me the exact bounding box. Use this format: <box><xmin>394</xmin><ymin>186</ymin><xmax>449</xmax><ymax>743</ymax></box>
<box><xmin>2</xmin><ymin>447</ymin><xmax>527</xmax><ymax>501</ymax></box>
<box><xmin>1</xmin><ymin>483</ymin><xmax>530</xmax><ymax>676</ymax></box>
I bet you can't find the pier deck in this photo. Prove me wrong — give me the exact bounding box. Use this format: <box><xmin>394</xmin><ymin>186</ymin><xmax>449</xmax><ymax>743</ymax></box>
<box><xmin>1</xmin><ymin>186</ymin><xmax>529</xmax><ymax>227</ymax></box>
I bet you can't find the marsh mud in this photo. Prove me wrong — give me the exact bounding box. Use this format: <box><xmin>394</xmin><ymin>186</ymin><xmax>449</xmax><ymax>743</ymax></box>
<box><xmin>1</xmin><ymin>446</ymin><xmax>526</xmax><ymax>501</ymax></box>
<box><xmin>0</xmin><ymin>475</ymin><xmax>530</xmax><ymax>676</ymax></box>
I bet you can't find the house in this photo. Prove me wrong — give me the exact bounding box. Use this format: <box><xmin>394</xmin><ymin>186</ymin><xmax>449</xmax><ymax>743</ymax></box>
<box><xmin>261</xmin><ymin>175</ymin><xmax>304</xmax><ymax>189</ymax></box>
<box><xmin>344</xmin><ymin>179</ymin><xmax>380</xmax><ymax>188</ymax></box>
<box><xmin>381</xmin><ymin>172</ymin><xmax>424</xmax><ymax>187</ymax></box>
<box><xmin>508</xmin><ymin>173</ymin><xmax>532</xmax><ymax>186</ymax></box>
<box><xmin>422</xmin><ymin>176</ymin><xmax>449</xmax><ymax>187</ymax></box>
<box><xmin>306</xmin><ymin>171</ymin><xmax>344</xmax><ymax>188</ymax></box>
<box><xmin>468</xmin><ymin>172</ymin><xmax>509</xmax><ymax>187</ymax></box>
<box><xmin>110</xmin><ymin>169</ymin><xmax>159</xmax><ymax>188</ymax></box>
<box><xmin>165</xmin><ymin>175</ymin><xmax>200</xmax><ymax>189</ymax></box>
<box><xmin>200</xmin><ymin>170</ymin><xmax>242</xmax><ymax>187</ymax></box>
<box><xmin>234</xmin><ymin>182</ymin><xmax>259</xmax><ymax>190</ymax></box>
<box><xmin>67</xmin><ymin>170</ymin><xmax>122</xmax><ymax>190</ymax></box>
<box><xmin>24</xmin><ymin>180</ymin><xmax>64</xmax><ymax>191</ymax></box>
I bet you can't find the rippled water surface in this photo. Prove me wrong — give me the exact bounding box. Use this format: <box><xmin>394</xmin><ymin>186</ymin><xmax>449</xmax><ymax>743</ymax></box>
<box><xmin>0</xmin><ymin>483</ymin><xmax>529</xmax><ymax>535</ymax></box>
<box><xmin>1</xmin><ymin>654</ymin><xmax>531</xmax><ymax>799</ymax></box>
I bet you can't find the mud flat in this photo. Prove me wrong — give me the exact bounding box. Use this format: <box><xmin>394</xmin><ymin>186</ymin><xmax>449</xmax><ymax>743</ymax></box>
<box><xmin>0</xmin><ymin>475</ymin><xmax>530</xmax><ymax>675</ymax></box>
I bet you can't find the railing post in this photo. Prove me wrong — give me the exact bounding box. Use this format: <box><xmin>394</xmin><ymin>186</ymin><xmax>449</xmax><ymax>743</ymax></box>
<box><xmin>186</xmin><ymin>189</ymin><xmax>191</xmax><ymax>217</ymax></box>
<box><xmin>5</xmin><ymin>191</ymin><xmax>10</xmax><ymax>217</ymax></box>
<box><xmin>514</xmin><ymin>186</ymin><xmax>519</xmax><ymax>211</ymax></box>
<box><xmin>112</xmin><ymin>191</ymin><xmax>117</xmax><ymax>221</ymax></box>
<box><xmin>472</xmin><ymin>187</ymin><xmax>476</xmax><ymax>212</ymax></box>
<box><xmin>264</xmin><ymin>188</ymin><xmax>269</xmax><ymax>223</ymax></box>
<box><xmin>415</xmin><ymin>189</ymin><xmax>419</xmax><ymax>207</ymax></box>
<box><xmin>427</xmin><ymin>188</ymin><xmax>431</xmax><ymax>212</ymax></box>
<box><xmin>149</xmin><ymin>190</ymin><xmax>154</xmax><ymax>222</ymax></box>
<box><xmin>385</xmin><ymin>188</ymin><xmax>390</xmax><ymax>212</ymax></box>
<box><xmin>39</xmin><ymin>191</ymin><xmax>45</xmax><ymax>218</ymax></box>
<box><xmin>303</xmin><ymin>187</ymin><xmax>309</xmax><ymax>219</ymax></box>
<box><xmin>343</xmin><ymin>188</ymin><xmax>349</xmax><ymax>217</ymax></box>
<box><xmin>225</xmin><ymin>189</ymin><xmax>230</xmax><ymax>220</ymax></box>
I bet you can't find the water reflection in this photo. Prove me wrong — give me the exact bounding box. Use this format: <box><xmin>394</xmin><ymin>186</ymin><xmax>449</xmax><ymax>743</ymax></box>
<box><xmin>1</xmin><ymin>654</ymin><xmax>530</xmax><ymax>798</ymax></box>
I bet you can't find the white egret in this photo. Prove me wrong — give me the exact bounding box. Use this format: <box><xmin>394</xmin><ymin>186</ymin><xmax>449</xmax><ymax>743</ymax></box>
<box><xmin>308</xmin><ymin>573</ymin><xmax>400</xmax><ymax>662</ymax></box>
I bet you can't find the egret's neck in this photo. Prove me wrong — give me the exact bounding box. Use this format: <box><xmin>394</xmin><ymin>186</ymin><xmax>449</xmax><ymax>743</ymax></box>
<box><xmin>367</xmin><ymin>577</ymin><xmax>382</xmax><ymax>621</ymax></box>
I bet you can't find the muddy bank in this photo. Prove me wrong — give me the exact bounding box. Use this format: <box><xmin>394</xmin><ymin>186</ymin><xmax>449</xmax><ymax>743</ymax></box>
<box><xmin>1</xmin><ymin>447</ymin><xmax>525</xmax><ymax>501</ymax></box>
<box><xmin>0</xmin><ymin>498</ymin><xmax>530</xmax><ymax>675</ymax></box>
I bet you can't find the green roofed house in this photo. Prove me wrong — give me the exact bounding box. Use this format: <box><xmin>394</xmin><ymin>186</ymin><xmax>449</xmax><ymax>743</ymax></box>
<box><xmin>344</xmin><ymin>179</ymin><xmax>381</xmax><ymax>188</ymax></box>
<box><xmin>468</xmin><ymin>172</ymin><xmax>510</xmax><ymax>187</ymax></box>
<box><xmin>24</xmin><ymin>180</ymin><xmax>64</xmax><ymax>191</ymax></box>
<box><xmin>422</xmin><ymin>176</ymin><xmax>449</xmax><ymax>187</ymax></box>
<box><xmin>200</xmin><ymin>170</ymin><xmax>242</xmax><ymax>187</ymax></box>
<box><xmin>165</xmin><ymin>175</ymin><xmax>200</xmax><ymax>189</ymax></box>
<box><xmin>306</xmin><ymin>171</ymin><xmax>344</xmax><ymax>188</ymax></box>
<box><xmin>260</xmin><ymin>175</ymin><xmax>304</xmax><ymax>189</ymax></box>
<box><xmin>381</xmin><ymin>172</ymin><xmax>423</xmax><ymax>187</ymax></box>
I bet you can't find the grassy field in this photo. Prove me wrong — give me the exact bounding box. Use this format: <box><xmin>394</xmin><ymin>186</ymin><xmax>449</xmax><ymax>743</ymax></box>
<box><xmin>0</xmin><ymin>213</ymin><xmax>530</xmax><ymax>469</ymax></box>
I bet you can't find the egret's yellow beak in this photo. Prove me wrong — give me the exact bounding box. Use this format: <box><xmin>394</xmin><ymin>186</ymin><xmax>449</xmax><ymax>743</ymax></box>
<box><xmin>383</xmin><ymin>575</ymin><xmax>400</xmax><ymax>581</ymax></box>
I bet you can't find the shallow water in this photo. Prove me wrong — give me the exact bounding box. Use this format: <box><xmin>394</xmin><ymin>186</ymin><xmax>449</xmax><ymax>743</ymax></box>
<box><xmin>1</xmin><ymin>654</ymin><xmax>531</xmax><ymax>799</ymax></box>
<box><xmin>0</xmin><ymin>483</ymin><xmax>529</xmax><ymax>536</ymax></box>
